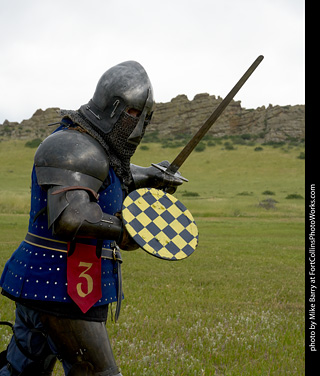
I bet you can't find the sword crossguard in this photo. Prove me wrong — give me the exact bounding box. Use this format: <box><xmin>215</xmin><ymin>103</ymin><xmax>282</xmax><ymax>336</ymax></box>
<box><xmin>151</xmin><ymin>163</ymin><xmax>189</xmax><ymax>182</ymax></box>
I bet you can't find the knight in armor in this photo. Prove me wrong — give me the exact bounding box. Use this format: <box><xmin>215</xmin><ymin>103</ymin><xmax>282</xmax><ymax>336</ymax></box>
<box><xmin>0</xmin><ymin>61</ymin><xmax>183</xmax><ymax>376</ymax></box>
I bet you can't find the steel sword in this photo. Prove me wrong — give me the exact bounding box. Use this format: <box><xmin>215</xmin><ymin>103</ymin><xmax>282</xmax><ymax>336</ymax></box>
<box><xmin>152</xmin><ymin>55</ymin><xmax>264</xmax><ymax>181</ymax></box>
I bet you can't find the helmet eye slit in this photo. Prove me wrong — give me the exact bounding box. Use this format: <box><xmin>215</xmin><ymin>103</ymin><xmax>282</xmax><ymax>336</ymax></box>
<box><xmin>126</xmin><ymin>108</ymin><xmax>142</xmax><ymax>118</ymax></box>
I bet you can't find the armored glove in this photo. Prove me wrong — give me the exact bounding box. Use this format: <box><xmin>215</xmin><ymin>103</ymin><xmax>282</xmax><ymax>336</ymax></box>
<box><xmin>130</xmin><ymin>160</ymin><xmax>183</xmax><ymax>194</ymax></box>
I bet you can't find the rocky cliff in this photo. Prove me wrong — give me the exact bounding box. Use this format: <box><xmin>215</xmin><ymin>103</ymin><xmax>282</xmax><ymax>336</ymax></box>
<box><xmin>0</xmin><ymin>94</ymin><xmax>305</xmax><ymax>142</ymax></box>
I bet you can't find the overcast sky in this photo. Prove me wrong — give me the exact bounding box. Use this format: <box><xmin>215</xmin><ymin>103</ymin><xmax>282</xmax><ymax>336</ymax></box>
<box><xmin>0</xmin><ymin>0</ymin><xmax>305</xmax><ymax>124</ymax></box>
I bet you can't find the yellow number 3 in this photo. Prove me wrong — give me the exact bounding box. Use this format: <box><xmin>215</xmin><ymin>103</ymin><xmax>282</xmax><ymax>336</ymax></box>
<box><xmin>76</xmin><ymin>262</ymin><xmax>94</xmax><ymax>297</ymax></box>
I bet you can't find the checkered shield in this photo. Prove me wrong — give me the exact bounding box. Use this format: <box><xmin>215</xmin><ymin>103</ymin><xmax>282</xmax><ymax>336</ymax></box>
<box><xmin>122</xmin><ymin>188</ymin><xmax>199</xmax><ymax>260</ymax></box>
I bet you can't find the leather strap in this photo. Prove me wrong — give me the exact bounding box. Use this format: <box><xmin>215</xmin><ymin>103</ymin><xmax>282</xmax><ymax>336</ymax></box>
<box><xmin>24</xmin><ymin>233</ymin><xmax>122</xmax><ymax>262</ymax></box>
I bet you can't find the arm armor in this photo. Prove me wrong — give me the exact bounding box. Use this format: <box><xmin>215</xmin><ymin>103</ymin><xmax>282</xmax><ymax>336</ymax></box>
<box><xmin>48</xmin><ymin>187</ymin><xmax>123</xmax><ymax>241</ymax></box>
<box><xmin>34</xmin><ymin>129</ymin><xmax>123</xmax><ymax>241</ymax></box>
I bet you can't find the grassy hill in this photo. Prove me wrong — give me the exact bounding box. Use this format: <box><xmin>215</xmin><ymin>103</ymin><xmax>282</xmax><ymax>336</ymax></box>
<box><xmin>0</xmin><ymin>138</ymin><xmax>305</xmax><ymax>375</ymax></box>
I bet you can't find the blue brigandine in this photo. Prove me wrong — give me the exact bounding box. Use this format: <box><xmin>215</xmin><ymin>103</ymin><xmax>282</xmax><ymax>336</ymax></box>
<box><xmin>0</xmin><ymin>165</ymin><xmax>124</xmax><ymax>307</ymax></box>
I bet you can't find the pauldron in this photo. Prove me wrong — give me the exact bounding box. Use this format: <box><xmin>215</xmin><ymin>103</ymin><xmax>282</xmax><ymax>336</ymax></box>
<box><xmin>34</xmin><ymin>129</ymin><xmax>123</xmax><ymax>241</ymax></box>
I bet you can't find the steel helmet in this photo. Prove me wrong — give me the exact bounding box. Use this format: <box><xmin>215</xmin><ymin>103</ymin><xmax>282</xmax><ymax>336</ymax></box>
<box><xmin>79</xmin><ymin>61</ymin><xmax>154</xmax><ymax>145</ymax></box>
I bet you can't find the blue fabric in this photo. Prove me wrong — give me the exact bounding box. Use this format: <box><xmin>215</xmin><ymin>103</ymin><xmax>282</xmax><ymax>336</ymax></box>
<box><xmin>0</xmin><ymin>129</ymin><xmax>124</xmax><ymax>307</ymax></box>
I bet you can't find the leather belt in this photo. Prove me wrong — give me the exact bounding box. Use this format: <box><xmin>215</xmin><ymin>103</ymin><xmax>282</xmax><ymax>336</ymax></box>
<box><xmin>24</xmin><ymin>232</ymin><xmax>122</xmax><ymax>262</ymax></box>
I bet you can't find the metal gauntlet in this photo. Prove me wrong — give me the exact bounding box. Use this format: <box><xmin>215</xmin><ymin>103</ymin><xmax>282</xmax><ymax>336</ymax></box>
<box><xmin>130</xmin><ymin>161</ymin><xmax>183</xmax><ymax>193</ymax></box>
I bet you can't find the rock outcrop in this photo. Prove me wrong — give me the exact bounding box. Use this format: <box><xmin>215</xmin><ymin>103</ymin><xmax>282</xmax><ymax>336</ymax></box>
<box><xmin>150</xmin><ymin>94</ymin><xmax>305</xmax><ymax>142</ymax></box>
<box><xmin>0</xmin><ymin>94</ymin><xmax>305</xmax><ymax>142</ymax></box>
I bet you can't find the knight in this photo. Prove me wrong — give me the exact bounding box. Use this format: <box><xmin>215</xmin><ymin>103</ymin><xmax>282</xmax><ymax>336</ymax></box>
<box><xmin>0</xmin><ymin>61</ymin><xmax>183</xmax><ymax>376</ymax></box>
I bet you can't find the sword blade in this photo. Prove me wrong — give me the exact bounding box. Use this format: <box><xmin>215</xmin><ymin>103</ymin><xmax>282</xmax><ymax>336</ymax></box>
<box><xmin>165</xmin><ymin>55</ymin><xmax>264</xmax><ymax>175</ymax></box>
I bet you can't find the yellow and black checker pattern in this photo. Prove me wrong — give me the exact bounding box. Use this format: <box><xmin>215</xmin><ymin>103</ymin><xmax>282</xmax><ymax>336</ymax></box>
<box><xmin>122</xmin><ymin>188</ymin><xmax>198</xmax><ymax>260</ymax></box>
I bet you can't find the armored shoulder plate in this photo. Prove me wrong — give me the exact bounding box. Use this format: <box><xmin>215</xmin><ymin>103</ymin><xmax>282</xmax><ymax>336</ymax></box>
<box><xmin>34</xmin><ymin>130</ymin><xmax>109</xmax><ymax>191</ymax></box>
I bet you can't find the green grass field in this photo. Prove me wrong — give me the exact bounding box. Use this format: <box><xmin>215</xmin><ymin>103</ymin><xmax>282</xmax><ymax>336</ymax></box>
<box><xmin>0</xmin><ymin>138</ymin><xmax>305</xmax><ymax>375</ymax></box>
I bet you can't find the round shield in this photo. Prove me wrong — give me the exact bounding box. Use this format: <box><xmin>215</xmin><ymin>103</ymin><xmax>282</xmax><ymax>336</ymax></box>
<box><xmin>122</xmin><ymin>188</ymin><xmax>199</xmax><ymax>261</ymax></box>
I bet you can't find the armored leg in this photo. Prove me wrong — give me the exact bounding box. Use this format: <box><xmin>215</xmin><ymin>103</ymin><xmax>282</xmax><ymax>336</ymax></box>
<box><xmin>0</xmin><ymin>304</ymin><xmax>57</xmax><ymax>376</ymax></box>
<box><xmin>39</xmin><ymin>314</ymin><xmax>121</xmax><ymax>376</ymax></box>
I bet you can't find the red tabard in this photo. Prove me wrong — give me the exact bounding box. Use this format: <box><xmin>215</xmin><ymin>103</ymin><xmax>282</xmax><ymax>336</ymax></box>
<box><xmin>67</xmin><ymin>242</ymin><xmax>102</xmax><ymax>313</ymax></box>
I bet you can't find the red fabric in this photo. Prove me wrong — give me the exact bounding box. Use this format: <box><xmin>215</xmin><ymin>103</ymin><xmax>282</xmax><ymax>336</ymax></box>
<box><xmin>67</xmin><ymin>242</ymin><xmax>102</xmax><ymax>313</ymax></box>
